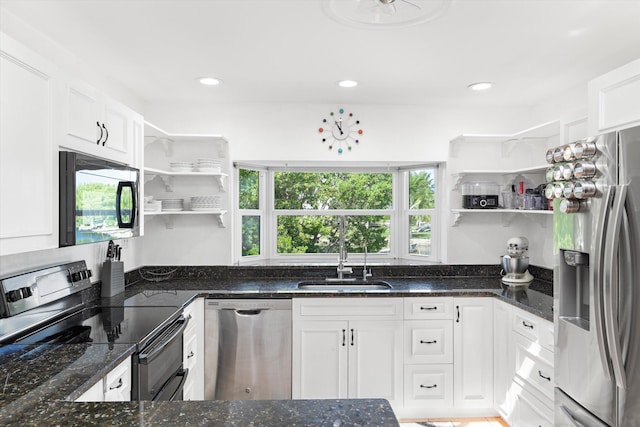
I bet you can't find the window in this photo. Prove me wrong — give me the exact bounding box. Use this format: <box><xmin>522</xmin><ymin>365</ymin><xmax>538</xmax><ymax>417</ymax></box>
<box><xmin>238</xmin><ymin>168</ymin><xmax>262</xmax><ymax>257</ymax></box>
<box><xmin>274</xmin><ymin>171</ymin><xmax>393</xmax><ymax>255</ymax></box>
<box><xmin>407</xmin><ymin>168</ymin><xmax>437</xmax><ymax>257</ymax></box>
<box><xmin>236</xmin><ymin>164</ymin><xmax>439</xmax><ymax>263</ymax></box>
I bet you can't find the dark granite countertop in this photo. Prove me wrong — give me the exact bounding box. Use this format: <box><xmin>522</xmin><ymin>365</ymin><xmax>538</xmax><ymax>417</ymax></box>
<box><xmin>121</xmin><ymin>275</ymin><xmax>553</xmax><ymax>322</ymax></box>
<box><xmin>0</xmin><ymin>343</ymin><xmax>136</xmax><ymax>423</ymax></box>
<box><xmin>15</xmin><ymin>399</ymin><xmax>398</xmax><ymax>426</ymax></box>
<box><xmin>1</xmin><ymin>264</ymin><xmax>553</xmax><ymax>426</ymax></box>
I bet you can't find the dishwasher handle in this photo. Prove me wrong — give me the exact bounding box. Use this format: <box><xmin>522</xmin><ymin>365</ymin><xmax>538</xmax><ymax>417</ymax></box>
<box><xmin>234</xmin><ymin>309</ymin><xmax>266</xmax><ymax>316</ymax></box>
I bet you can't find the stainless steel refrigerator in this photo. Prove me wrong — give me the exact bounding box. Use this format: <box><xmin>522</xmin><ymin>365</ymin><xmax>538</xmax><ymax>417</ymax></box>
<box><xmin>554</xmin><ymin>125</ymin><xmax>640</xmax><ymax>426</ymax></box>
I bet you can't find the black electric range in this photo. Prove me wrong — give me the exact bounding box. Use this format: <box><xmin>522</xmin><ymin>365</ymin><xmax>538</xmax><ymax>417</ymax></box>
<box><xmin>9</xmin><ymin>304</ymin><xmax>181</xmax><ymax>348</ymax></box>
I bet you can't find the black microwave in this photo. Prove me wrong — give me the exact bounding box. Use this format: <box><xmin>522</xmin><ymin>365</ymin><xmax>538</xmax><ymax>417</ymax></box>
<box><xmin>59</xmin><ymin>151</ymin><xmax>140</xmax><ymax>247</ymax></box>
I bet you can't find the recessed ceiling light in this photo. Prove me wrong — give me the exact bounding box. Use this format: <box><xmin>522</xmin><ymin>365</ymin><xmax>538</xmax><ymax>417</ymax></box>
<box><xmin>467</xmin><ymin>82</ymin><xmax>493</xmax><ymax>91</ymax></box>
<box><xmin>338</xmin><ymin>80</ymin><xmax>358</xmax><ymax>88</ymax></box>
<box><xmin>197</xmin><ymin>77</ymin><xmax>221</xmax><ymax>86</ymax></box>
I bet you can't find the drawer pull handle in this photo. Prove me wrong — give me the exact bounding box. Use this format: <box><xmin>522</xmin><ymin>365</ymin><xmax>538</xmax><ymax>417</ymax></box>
<box><xmin>187</xmin><ymin>351</ymin><xmax>195</xmax><ymax>359</ymax></box>
<box><xmin>109</xmin><ymin>378</ymin><xmax>123</xmax><ymax>390</ymax></box>
<box><xmin>538</xmin><ymin>370</ymin><xmax>551</xmax><ymax>381</ymax></box>
<box><xmin>420</xmin><ymin>384</ymin><xmax>437</xmax><ymax>389</ymax></box>
<box><xmin>420</xmin><ymin>306</ymin><xmax>437</xmax><ymax>311</ymax></box>
<box><xmin>456</xmin><ymin>305</ymin><xmax>460</xmax><ymax>323</ymax></box>
<box><xmin>522</xmin><ymin>321</ymin><xmax>534</xmax><ymax>329</ymax></box>
<box><xmin>342</xmin><ymin>329</ymin><xmax>346</xmax><ymax>347</ymax></box>
<box><xmin>350</xmin><ymin>328</ymin><xmax>354</xmax><ymax>346</ymax></box>
<box><xmin>420</xmin><ymin>340</ymin><xmax>437</xmax><ymax>344</ymax></box>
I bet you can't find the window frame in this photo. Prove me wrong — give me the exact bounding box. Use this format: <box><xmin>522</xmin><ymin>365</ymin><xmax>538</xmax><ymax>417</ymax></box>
<box><xmin>235</xmin><ymin>163</ymin><xmax>440</xmax><ymax>264</ymax></box>
<box><xmin>235</xmin><ymin>165</ymin><xmax>267</xmax><ymax>262</ymax></box>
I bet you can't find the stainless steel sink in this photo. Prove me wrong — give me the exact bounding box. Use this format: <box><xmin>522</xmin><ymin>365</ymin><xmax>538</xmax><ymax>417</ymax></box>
<box><xmin>297</xmin><ymin>280</ymin><xmax>392</xmax><ymax>291</ymax></box>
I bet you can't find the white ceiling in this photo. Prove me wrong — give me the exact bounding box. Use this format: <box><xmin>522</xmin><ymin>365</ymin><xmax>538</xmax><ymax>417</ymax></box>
<box><xmin>3</xmin><ymin>0</ymin><xmax>640</xmax><ymax>107</ymax></box>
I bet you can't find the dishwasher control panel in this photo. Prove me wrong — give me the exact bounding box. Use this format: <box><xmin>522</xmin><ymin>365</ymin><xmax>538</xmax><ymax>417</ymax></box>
<box><xmin>206</xmin><ymin>299</ymin><xmax>291</xmax><ymax>310</ymax></box>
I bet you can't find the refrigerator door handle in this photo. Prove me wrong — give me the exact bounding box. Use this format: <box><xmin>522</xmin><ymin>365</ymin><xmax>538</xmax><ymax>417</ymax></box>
<box><xmin>593</xmin><ymin>185</ymin><xmax>614</xmax><ymax>381</ymax></box>
<box><xmin>603</xmin><ymin>183</ymin><xmax>628</xmax><ymax>389</ymax></box>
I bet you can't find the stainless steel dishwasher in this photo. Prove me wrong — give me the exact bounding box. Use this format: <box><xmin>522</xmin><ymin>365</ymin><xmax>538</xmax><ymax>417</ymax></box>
<box><xmin>204</xmin><ymin>299</ymin><xmax>291</xmax><ymax>400</ymax></box>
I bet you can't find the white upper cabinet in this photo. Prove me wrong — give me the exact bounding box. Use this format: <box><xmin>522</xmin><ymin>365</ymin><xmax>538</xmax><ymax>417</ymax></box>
<box><xmin>59</xmin><ymin>78</ymin><xmax>141</xmax><ymax>166</ymax></box>
<box><xmin>0</xmin><ymin>33</ymin><xmax>59</xmax><ymax>256</ymax></box>
<box><xmin>588</xmin><ymin>58</ymin><xmax>640</xmax><ymax>134</ymax></box>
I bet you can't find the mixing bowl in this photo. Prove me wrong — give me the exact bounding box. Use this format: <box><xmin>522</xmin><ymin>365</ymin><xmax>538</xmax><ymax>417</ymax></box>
<box><xmin>501</xmin><ymin>255</ymin><xmax>530</xmax><ymax>274</ymax></box>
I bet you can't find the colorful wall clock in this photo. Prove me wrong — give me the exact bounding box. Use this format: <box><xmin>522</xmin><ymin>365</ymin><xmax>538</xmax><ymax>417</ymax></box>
<box><xmin>318</xmin><ymin>108</ymin><xmax>363</xmax><ymax>154</ymax></box>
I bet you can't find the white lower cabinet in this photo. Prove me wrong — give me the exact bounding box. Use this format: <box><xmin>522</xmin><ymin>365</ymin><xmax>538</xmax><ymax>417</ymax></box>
<box><xmin>402</xmin><ymin>297</ymin><xmax>454</xmax><ymax>415</ymax></box>
<box><xmin>292</xmin><ymin>296</ymin><xmax>553</xmax><ymax>421</ymax></box>
<box><xmin>493</xmin><ymin>298</ymin><xmax>515</xmax><ymax>423</ymax></box>
<box><xmin>453</xmin><ymin>297</ymin><xmax>494</xmax><ymax>410</ymax></box>
<box><xmin>292</xmin><ymin>298</ymin><xmax>404</xmax><ymax>410</ymax></box>
<box><xmin>183</xmin><ymin>297</ymin><xmax>205</xmax><ymax>400</ymax></box>
<box><xmin>493</xmin><ymin>300</ymin><xmax>555</xmax><ymax>426</ymax></box>
<box><xmin>76</xmin><ymin>357</ymin><xmax>131</xmax><ymax>402</ymax></box>
<box><xmin>404</xmin><ymin>364</ymin><xmax>453</xmax><ymax>408</ymax></box>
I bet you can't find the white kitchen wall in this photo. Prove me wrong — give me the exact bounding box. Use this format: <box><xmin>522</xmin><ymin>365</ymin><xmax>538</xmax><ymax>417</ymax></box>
<box><xmin>0</xmin><ymin>5</ymin><xmax>590</xmax><ymax>273</ymax></box>
<box><xmin>142</xmin><ymin>101</ymin><xmax>575</xmax><ymax>267</ymax></box>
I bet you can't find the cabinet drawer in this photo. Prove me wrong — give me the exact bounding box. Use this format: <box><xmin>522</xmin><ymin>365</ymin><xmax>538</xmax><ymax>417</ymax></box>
<box><xmin>183</xmin><ymin>330</ymin><xmax>198</xmax><ymax>370</ymax></box>
<box><xmin>404</xmin><ymin>297</ymin><xmax>453</xmax><ymax>319</ymax></box>
<box><xmin>104</xmin><ymin>358</ymin><xmax>131</xmax><ymax>401</ymax></box>
<box><xmin>516</xmin><ymin>383</ymin><xmax>554</xmax><ymax>427</ymax></box>
<box><xmin>513</xmin><ymin>310</ymin><xmax>541</xmax><ymax>342</ymax></box>
<box><xmin>539</xmin><ymin>319</ymin><xmax>554</xmax><ymax>353</ymax></box>
<box><xmin>294</xmin><ymin>298</ymin><xmax>403</xmax><ymax>320</ymax></box>
<box><xmin>404</xmin><ymin>320</ymin><xmax>453</xmax><ymax>364</ymax></box>
<box><xmin>514</xmin><ymin>334</ymin><xmax>554</xmax><ymax>401</ymax></box>
<box><xmin>403</xmin><ymin>364</ymin><xmax>453</xmax><ymax>408</ymax></box>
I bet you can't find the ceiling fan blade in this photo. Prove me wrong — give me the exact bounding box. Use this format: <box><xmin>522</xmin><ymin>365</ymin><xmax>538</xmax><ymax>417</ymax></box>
<box><xmin>400</xmin><ymin>0</ymin><xmax>422</xmax><ymax>10</ymax></box>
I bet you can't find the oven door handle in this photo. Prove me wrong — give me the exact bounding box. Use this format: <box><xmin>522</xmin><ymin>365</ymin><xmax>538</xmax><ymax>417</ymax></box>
<box><xmin>152</xmin><ymin>368</ymin><xmax>189</xmax><ymax>402</ymax></box>
<box><xmin>139</xmin><ymin>315</ymin><xmax>189</xmax><ymax>365</ymax></box>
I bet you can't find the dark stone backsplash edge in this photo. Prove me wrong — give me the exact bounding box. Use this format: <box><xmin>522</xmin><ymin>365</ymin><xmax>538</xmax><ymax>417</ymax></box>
<box><xmin>124</xmin><ymin>263</ymin><xmax>553</xmax><ymax>285</ymax></box>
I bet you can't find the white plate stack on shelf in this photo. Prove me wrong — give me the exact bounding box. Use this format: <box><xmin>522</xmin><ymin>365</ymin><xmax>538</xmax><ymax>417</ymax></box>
<box><xmin>160</xmin><ymin>198</ymin><xmax>184</xmax><ymax>211</ymax></box>
<box><xmin>190</xmin><ymin>195</ymin><xmax>222</xmax><ymax>211</ymax></box>
<box><xmin>169</xmin><ymin>161</ymin><xmax>194</xmax><ymax>172</ymax></box>
<box><xmin>195</xmin><ymin>158</ymin><xmax>222</xmax><ymax>173</ymax></box>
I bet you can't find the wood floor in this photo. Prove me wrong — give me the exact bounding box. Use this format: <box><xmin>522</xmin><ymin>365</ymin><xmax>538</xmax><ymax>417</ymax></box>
<box><xmin>399</xmin><ymin>417</ymin><xmax>509</xmax><ymax>427</ymax></box>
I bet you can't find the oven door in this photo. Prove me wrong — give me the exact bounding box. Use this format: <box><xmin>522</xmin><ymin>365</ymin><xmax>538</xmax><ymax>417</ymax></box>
<box><xmin>134</xmin><ymin>314</ymin><xmax>189</xmax><ymax>401</ymax></box>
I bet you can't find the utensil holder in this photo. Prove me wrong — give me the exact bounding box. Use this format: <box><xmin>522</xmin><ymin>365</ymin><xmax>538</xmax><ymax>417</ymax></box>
<box><xmin>101</xmin><ymin>260</ymin><xmax>125</xmax><ymax>297</ymax></box>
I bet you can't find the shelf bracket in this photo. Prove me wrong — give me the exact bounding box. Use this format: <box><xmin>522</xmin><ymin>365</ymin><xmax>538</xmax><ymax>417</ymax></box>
<box><xmin>216</xmin><ymin>212</ymin><xmax>226</xmax><ymax>228</ymax></box>
<box><xmin>144</xmin><ymin>173</ymin><xmax>158</xmax><ymax>185</ymax></box>
<box><xmin>214</xmin><ymin>175</ymin><xmax>226</xmax><ymax>192</ymax></box>
<box><xmin>158</xmin><ymin>175</ymin><xmax>174</xmax><ymax>192</ymax></box>
<box><xmin>450</xmin><ymin>211</ymin><xmax>463</xmax><ymax>227</ymax></box>
<box><xmin>144</xmin><ymin>136</ymin><xmax>174</xmax><ymax>156</ymax></box>
<box><xmin>452</xmin><ymin>173</ymin><xmax>466</xmax><ymax>191</ymax></box>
